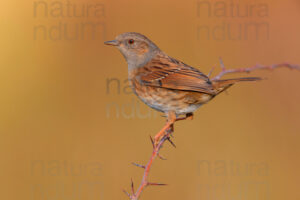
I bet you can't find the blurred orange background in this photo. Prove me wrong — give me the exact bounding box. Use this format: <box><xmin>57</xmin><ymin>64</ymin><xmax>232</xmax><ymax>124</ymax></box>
<box><xmin>1</xmin><ymin>0</ymin><xmax>300</xmax><ymax>200</ymax></box>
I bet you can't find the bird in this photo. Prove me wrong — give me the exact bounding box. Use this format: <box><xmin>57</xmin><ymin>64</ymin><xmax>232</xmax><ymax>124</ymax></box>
<box><xmin>104</xmin><ymin>32</ymin><xmax>260</xmax><ymax>144</ymax></box>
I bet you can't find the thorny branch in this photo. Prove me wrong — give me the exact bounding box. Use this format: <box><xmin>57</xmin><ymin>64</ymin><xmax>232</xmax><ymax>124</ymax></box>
<box><xmin>124</xmin><ymin>126</ymin><xmax>173</xmax><ymax>200</ymax></box>
<box><xmin>211</xmin><ymin>58</ymin><xmax>300</xmax><ymax>81</ymax></box>
<box><xmin>123</xmin><ymin>59</ymin><xmax>300</xmax><ymax>200</ymax></box>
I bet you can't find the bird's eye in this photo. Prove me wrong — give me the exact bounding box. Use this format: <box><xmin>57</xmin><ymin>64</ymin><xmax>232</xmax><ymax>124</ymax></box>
<box><xmin>128</xmin><ymin>39</ymin><xmax>134</xmax><ymax>44</ymax></box>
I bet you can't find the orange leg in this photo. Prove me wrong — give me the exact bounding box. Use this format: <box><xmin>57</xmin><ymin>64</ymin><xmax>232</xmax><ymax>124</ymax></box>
<box><xmin>154</xmin><ymin>111</ymin><xmax>176</xmax><ymax>146</ymax></box>
<box><xmin>154</xmin><ymin>112</ymin><xmax>194</xmax><ymax>146</ymax></box>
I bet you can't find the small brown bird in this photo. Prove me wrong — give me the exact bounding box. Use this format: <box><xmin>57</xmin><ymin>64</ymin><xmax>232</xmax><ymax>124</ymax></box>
<box><xmin>105</xmin><ymin>32</ymin><xmax>260</xmax><ymax>143</ymax></box>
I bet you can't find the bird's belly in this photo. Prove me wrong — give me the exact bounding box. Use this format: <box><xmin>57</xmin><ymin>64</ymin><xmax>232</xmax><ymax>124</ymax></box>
<box><xmin>132</xmin><ymin>84</ymin><xmax>208</xmax><ymax>115</ymax></box>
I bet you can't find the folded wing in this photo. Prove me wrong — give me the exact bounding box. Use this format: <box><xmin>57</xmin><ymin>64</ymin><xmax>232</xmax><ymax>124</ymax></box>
<box><xmin>136</xmin><ymin>55</ymin><xmax>216</xmax><ymax>95</ymax></box>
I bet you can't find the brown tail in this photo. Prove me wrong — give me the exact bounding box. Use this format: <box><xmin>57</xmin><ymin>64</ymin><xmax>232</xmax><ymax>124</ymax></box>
<box><xmin>212</xmin><ymin>77</ymin><xmax>261</xmax><ymax>95</ymax></box>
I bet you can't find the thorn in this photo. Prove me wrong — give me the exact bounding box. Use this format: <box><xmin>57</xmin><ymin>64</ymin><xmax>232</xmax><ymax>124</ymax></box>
<box><xmin>219</xmin><ymin>57</ymin><xmax>225</xmax><ymax>70</ymax></box>
<box><xmin>157</xmin><ymin>153</ymin><xmax>167</xmax><ymax>160</ymax></box>
<box><xmin>131</xmin><ymin>178</ymin><xmax>135</xmax><ymax>194</ymax></box>
<box><xmin>149</xmin><ymin>135</ymin><xmax>154</xmax><ymax>148</ymax></box>
<box><xmin>123</xmin><ymin>189</ymin><xmax>131</xmax><ymax>198</ymax></box>
<box><xmin>147</xmin><ymin>182</ymin><xmax>168</xmax><ymax>186</ymax></box>
<box><xmin>132</xmin><ymin>162</ymin><xmax>145</xmax><ymax>169</ymax></box>
<box><xmin>167</xmin><ymin>137</ymin><xmax>176</xmax><ymax>148</ymax></box>
<box><xmin>208</xmin><ymin>67</ymin><xmax>215</xmax><ymax>77</ymax></box>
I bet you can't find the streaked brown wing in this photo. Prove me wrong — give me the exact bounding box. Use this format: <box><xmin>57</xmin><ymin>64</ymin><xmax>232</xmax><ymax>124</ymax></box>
<box><xmin>136</xmin><ymin>55</ymin><xmax>216</xmax><ymax>95</ymax></box>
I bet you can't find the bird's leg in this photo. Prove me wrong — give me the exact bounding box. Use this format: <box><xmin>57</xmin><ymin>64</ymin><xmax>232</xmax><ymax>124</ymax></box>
<box><xmin>154</xmin><ymin>111</ymin><xmax>176</xmax><ymax>147</ymax></box>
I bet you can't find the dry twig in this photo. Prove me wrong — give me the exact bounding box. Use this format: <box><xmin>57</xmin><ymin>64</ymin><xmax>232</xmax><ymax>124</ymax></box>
<box><xmin>124</xmin><ymin>126</ymin><xmax>173</xmax><ymax>200</ymax></box>
<box><xmin>211</xmin><ymin>58</ymin><xmax>300</xmax><ymax>81</ymax></box>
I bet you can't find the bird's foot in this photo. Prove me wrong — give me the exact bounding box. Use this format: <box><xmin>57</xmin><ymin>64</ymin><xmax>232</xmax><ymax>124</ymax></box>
<box><xmin>176</xmin><ymin>113</ymin><xmax>194</xmax><ymax>121</ymax></box>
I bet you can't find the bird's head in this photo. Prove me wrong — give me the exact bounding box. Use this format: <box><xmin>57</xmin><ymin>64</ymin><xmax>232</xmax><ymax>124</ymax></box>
<box><xmin>104</xmin><ymin>32</ymin><xmax>160</xmax><ymax>69</ymax></box>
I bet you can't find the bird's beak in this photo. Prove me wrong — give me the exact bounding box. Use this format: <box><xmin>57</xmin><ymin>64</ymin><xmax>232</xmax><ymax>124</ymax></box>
<box><xmin>104</xmin><ymin>40</ymin><xmax>119</xmax><ymax>46</ymax></box>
